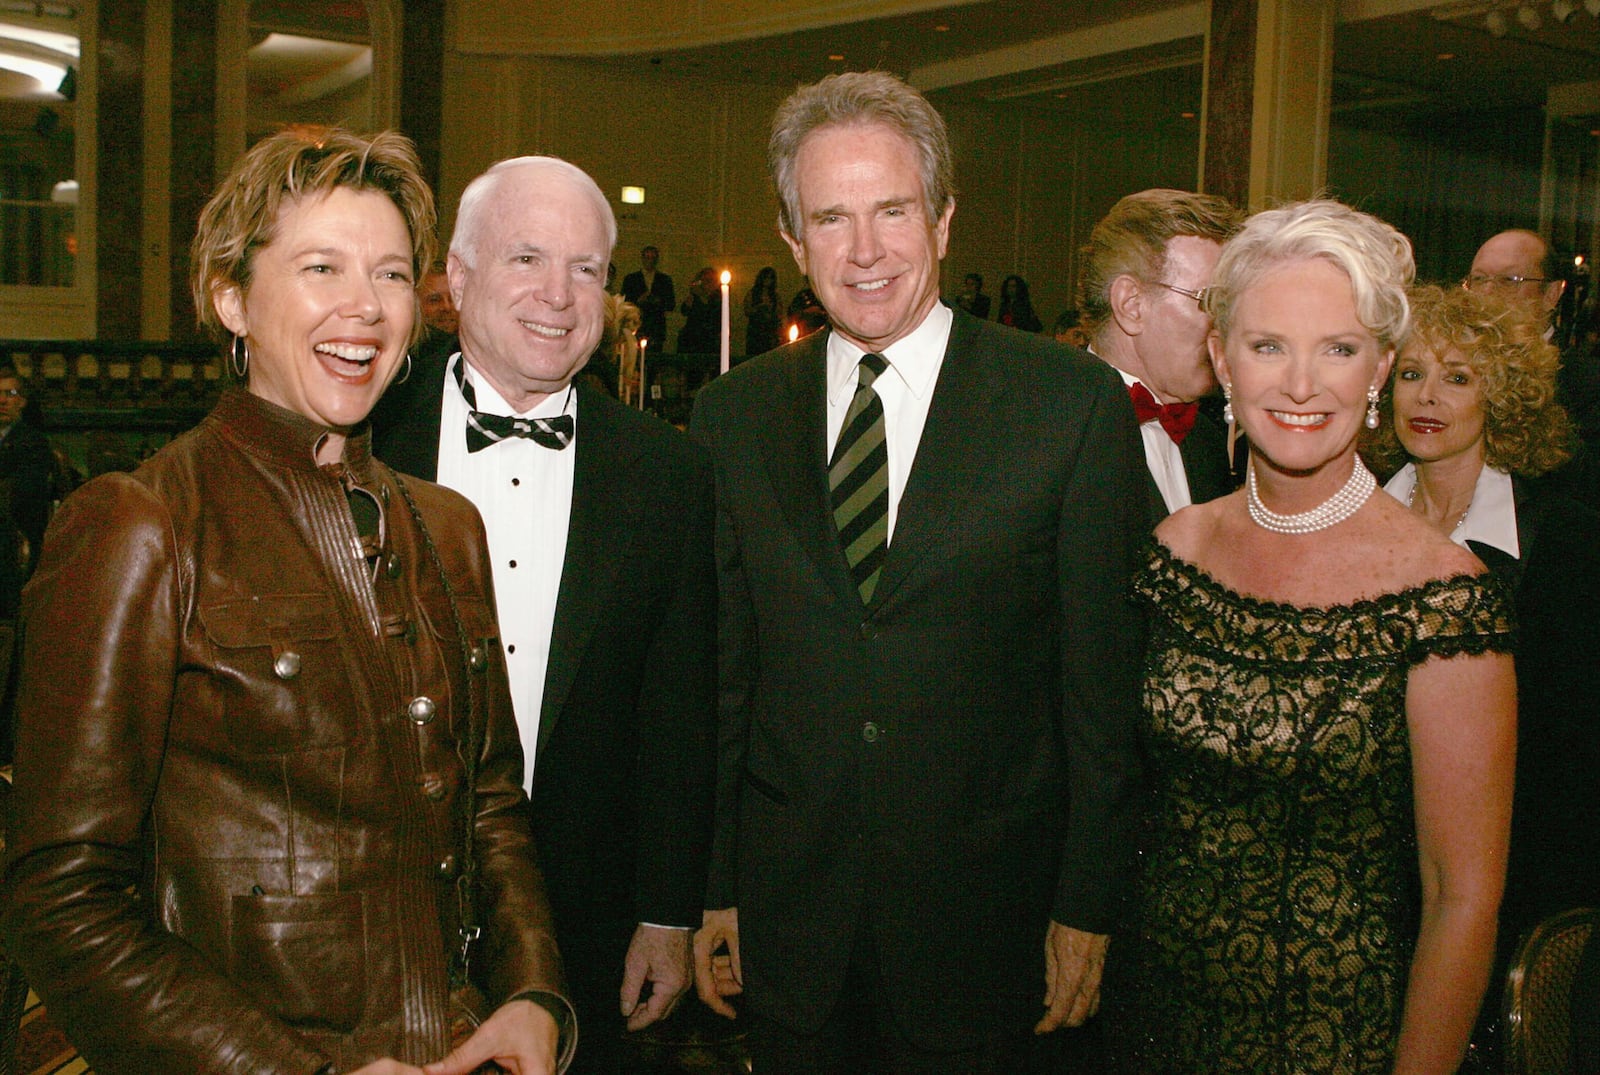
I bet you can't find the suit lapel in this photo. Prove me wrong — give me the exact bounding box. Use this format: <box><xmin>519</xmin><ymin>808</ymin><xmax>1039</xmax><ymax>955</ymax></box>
<box><xmin>869</xmin><ymin>314</ymin><xmax>1002</xmax><ymax>610</ymax></box>
<box><xmin>371</xmin><ymin>350</ymin><xmax>449</xmax><ymax>482</ymax></box>
<box><xmin>1142</xmin><ymin>466</ymin><xmax>1168</xmax><ymax>526</ymax></box>
<box><xmin>758</xmin><ymin>333</ymin><xmax>862</xmax><ymax>610</ymax></box>
<box><xmin>1180</xmin><ymin>411</ymin><xmax>1233</xmax><ymax>505</ymax></box>
<box><xmin>537</xmin><ymin>387</ymin><xmax>643</xmax><ymax>758</ymax></box>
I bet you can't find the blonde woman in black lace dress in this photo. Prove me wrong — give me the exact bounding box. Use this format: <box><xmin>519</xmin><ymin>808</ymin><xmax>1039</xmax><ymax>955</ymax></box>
<box><xmin>1107</xmin><ymin>200</ymin><xmax>1516</xmax><ymax>1074</ymax></box>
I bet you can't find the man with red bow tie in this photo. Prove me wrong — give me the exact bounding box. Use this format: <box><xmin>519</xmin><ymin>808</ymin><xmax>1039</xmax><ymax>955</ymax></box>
<box><xmin>1077</xmin><ymin>189</ymin><xmax>1243</xmax><ymax>523</ymax></box>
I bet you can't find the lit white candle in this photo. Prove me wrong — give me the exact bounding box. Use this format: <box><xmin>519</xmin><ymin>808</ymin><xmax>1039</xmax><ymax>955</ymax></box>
<box><xmin>637</xmin><ymin>337</ymin><xmax>648</xmax><ymax>410</ymax></box>
<box><xmin>788</xmin><ymin>323</ymin><xmax>800</xmax><ymax>345</ymax></box>
<box><xmin>719</xmin><ymin>270</ymin><xmax>732</xmax><ymax>375</ymax></box>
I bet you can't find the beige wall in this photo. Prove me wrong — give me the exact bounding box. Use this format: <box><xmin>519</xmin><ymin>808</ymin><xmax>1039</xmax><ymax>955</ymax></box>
<box><xmin>452</xmin><ymin>0</ymin><xmax>963</xmax><ymax>56</ymax></box>
<box><xmin>439</xmin><ymin>49</ymin><xmax>1205</xmax><ymax>350</ymax></box>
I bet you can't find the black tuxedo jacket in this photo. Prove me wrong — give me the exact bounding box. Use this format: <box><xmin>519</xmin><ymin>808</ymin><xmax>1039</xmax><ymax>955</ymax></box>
<box><xmin>689</xmin><ymin>309</ymin><xmax>1147</xmax><ymax>1048</ymax></box>
<box><xmin>1479</xmin><ymin>477</ymin><xmax>1600</xmax><ymax>937</ymax></box>
<box><xmin>1558</xmin><ymin>342</ymin><xmax>1600</xmax><ymax>446</ymax></box>
<box><xmin>1139</xmin><ymin>407</ymin><xmax>1235</xmax><ymax>526</ymax></box>
<box><xmin>371</xmin><ymin>353</ymin><xmax>717</xmax><ymax>947</ymax></box>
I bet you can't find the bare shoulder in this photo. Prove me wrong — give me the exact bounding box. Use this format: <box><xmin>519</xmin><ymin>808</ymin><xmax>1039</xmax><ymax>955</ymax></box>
<box><xmin>1360</xmin><ymin>491</ymin><xmax>1487</xmax><ymax>591</ymax></box>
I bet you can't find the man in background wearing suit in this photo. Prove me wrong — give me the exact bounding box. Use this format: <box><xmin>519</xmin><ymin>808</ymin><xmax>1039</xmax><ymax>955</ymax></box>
<box><xmin>621</xmin><ymin>245</ymin><xmax>676</xmax><ymax>354</ymax></box>
<box><xmin>372</xmin><ymin>157</ymin><xmax>716</xmax><ymax>1074</ymax></box>
<box><xmin>415</xmin><ymin>260</ymin><xmax>460</xmax><ymax>369</ymax></box>
<box><xmin>0</xmin><ymin>366</ymin><xmax>55</xmax><ymax>613</ymax></box>
<box><xmin>1466</xmin><ymin>228</ymin><xmax>1600</xmax><ymax>445</ymax></box>
<box><xmin>689</xmin><ymin>72</ymin><xmax>1146</xmax><ymax>1072</ymax></box>
<box><xmin>1077</xmin><ymin>189</ymin><xmax>1242</xmax><ymax>526</ymax></box>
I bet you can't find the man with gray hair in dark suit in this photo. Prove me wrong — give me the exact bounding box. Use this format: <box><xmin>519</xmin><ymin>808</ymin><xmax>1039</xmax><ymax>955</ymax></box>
<box><xmin>690</xmin><ymin>71</ymin><xmax>1146</xmax><ymax>1072</ymax></box>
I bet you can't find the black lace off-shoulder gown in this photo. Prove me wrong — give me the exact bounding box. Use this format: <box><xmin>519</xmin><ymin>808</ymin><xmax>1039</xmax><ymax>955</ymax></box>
<box><xmin>1106</xmin><ymin>545</ymin><xmax>1515</xmax><ymax>1074</ymax></box>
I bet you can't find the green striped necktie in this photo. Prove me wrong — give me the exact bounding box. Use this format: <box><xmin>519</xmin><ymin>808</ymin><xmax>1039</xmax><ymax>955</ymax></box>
<box><xmin>829</xmin><ymin>352</ymin><xmax>889</xmax><ymax>604</ymax></box>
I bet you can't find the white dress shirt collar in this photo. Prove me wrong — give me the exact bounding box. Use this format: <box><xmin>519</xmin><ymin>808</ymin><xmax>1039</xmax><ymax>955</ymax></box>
<box><xmin>825</xmin><ymin>302</ymin><xmax>952</xmax><ymax>407</ymax></box>
<box><xmin>1107</xmin><ymin>365</ymin><xmax>1193</xmax><ymax>514</ymax></box>
<box><xmin>1382</xmin><ymin>462</ymin><xmax>1520</xmax><ymax>558</ymax></box>
<box><xmin>454</xmin><ymin>353</ymin><xmax>578</xmax><ymax>425</ymax></box>
<box><xmin>822</xmin><ymin>303</ymin><xmax>953</xmax><ymax>544</ymax></box>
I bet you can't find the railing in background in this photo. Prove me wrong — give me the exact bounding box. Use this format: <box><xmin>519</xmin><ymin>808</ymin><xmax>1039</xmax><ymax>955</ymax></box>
<box><xmin>0</xmin><ymin>340</ymin><xmax>227</xmax><ymax>477</ymax></box>
<box><xmin>0</xmin><ymin>339</ymin><xmax>224</xmax><ymax>431</ymax></box>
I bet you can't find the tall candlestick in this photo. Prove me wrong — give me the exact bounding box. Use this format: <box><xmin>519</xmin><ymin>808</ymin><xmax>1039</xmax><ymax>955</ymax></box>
<box><xmin>637</xmin><ymin>337</ymin><xmax>647</xmax><ymax>410</ymax></box>
<box><xmin>719</xmin><ymin>270</ymin><xmax>732</xmax><ymax>375</ymax></box>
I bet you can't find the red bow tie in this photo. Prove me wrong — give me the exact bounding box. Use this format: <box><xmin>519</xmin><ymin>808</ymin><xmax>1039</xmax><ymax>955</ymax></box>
<box><xmin>1128</xmin><ymin>381</ymin><xmax>1198</xmax><ymax>445</ymax></box>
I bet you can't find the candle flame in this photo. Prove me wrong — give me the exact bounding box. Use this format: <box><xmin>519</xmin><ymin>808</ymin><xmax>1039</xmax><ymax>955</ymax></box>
<box><xmin>788</xmin><ymin>324</ymin><xmax>800</xmax><ymax>343</ymax></box>
<box><xmin>720</xmin><ymin>270</ymin><xmax>731</xmax><ymax>285</ymax></box>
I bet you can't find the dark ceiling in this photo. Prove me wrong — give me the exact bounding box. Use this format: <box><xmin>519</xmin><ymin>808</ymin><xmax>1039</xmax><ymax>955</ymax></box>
<box><xmin>603</xmin><ymin>0</ymin><xmax>1600</xmax><ymax>129</ymax></box>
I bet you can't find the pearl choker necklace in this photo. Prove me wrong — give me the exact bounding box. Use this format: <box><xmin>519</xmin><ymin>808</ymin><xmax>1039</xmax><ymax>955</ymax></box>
<box><xmin>1247</xmin><ymin>458</ymin><xmax>1376</xmax><ymax>534</ymax></box>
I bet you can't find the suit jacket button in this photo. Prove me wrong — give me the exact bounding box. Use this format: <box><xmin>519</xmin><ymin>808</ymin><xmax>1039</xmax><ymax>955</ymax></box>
<box><xmin>436</xmin><ymin>854</ymin><xmax>457</xmax><ymax>880</ymax></box>
<box><xmin>858</xmin><ymin>621</ymin><xmax>877</xmax><ymax>641</ymax></box>
<box><xmin>468</xmin><ymin>646</ymin><xmax>488</xmax><ymax>673</ymax></box>
<box><xmin>408</xmin><ymin>696</ymin><xmax>437</xmax><ymax>725</ymax></box>
<box><xmin>862</xmin><ymin>721</ymin><xmax>880</xmax><ymax>743</ymax></box>
<box><xmin>273</xmin><ymin>651</ymin><xmax>301</xmax><ymax>679</ymax></box>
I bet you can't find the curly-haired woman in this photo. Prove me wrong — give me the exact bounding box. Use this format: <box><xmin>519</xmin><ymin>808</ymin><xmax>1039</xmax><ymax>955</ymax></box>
<box><xmin>1367</xmin><ymin>283</ymin><xmax>1600</xmax><ymax>1060</ymax></box>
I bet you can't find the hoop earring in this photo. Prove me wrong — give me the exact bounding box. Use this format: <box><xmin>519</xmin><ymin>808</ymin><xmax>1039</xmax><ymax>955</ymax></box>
<box><xmin>394</xmin><ymin>352</ymin><xmax>412</xmax><ymax>386</ymax></box>
<box><xmin>1221</xmin><ymin>382</ymin><xmax>1234</xmax><ymax>427</ymax></box>
<box><xmin>1365</xmin><ymin>385</ymin><xmax>1381</xmax><ymax>430</ymax></box>
<box><xmin>230</xmin><ymin>334</ymin><xmax>250</xmax><ymax>380</ymax></box>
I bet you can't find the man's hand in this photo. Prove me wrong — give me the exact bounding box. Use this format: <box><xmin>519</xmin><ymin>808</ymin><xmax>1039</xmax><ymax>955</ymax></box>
<box><xmin>423</xmin><ymin>998</ymin><xmax>559</xmax><ymax>1075</ymax></box>
<box><xmin>692</xmin><ymin>907</ymin><xmax>742</xmax><ymax>1018</ymax></box>
<box><xmin>620</xmin><ymin>923</ymin><xmax>693</xmax><ymax>1031</ymax></box>
<box><xmin>1035</xmin><ymin>921</ymin><xmax>1108</xmax><ymax>1034</ymax></box>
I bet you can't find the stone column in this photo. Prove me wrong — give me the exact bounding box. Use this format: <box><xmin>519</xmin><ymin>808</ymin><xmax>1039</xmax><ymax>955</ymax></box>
<box><xmin>398</xmin><ymin>0</ymin><xmax>446</xmax><ymax>199</ymax></box>
<box><xmin>95</xmin><ymin>1</ymin><xmax>143</xmax><ymax>338</ymax></box>
<box><xmin>1203</xmin><ymin>0</ymin><xmax>1335</xmax><ymax>210</ymax></box>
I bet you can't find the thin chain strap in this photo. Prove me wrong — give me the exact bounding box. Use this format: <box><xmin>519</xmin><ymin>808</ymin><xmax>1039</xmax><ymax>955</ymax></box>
<box><xmin>391</xmin><ymin>473</ymin><xmax>484</xmax><ymax>987</ymax></box>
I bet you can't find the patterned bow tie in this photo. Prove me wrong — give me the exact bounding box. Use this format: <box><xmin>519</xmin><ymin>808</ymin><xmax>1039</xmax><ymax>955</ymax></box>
<box><xmin>1128</xmin><ymin>381</ymin><xmax>1198</xmax><ymax>445</ymax></box>
<box><xmin>454</xmin><ymin>358</ymin><xmax>573</xmax><ymax>452</ymax></box>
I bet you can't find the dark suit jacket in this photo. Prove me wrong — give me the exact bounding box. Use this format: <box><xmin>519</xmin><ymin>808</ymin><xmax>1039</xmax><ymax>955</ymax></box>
<box><xmin>953</xmin><ymin>293</ymin><xmax>990</xmax><ymax>320</ymax></box>
<box><xmin>1478</xmin><ymin>477</ymin><xmax>1600</xmax><ymax>938</ymax></box>
<box><xmin>1137</xmin><ymin>406</ymin><xmax>1234</xmax><ymax>527</ymax></box>
<box><xmin>621</xmin><ymin>270</ymin><xmax>675</xmax><ymax>347</ymax></box>
<box><xmin>0</xmin><ymin>420</ymin><xmax>55</xmax><ymax>567</ymax></box>
<box><xmin>371</xmin><ymin>352</ymin><xmax>717</xmax><ymax>961</ymax></box>
<box><xmin>1558</xmin><ymin>342</ymin><xmax>1600</xmax><ymax>446</ymax></box>
<box><xmin>688</xmin><ymin>309</ymin><xmax>1147</xmax><ymax>1048</ymax></box>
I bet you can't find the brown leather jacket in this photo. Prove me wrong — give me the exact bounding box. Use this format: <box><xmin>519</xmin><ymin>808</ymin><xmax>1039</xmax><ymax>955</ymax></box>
<box><xmin>4</xmin><ymin>389</ymin><xmax>573</xmax><ymax>1073</ymax></box>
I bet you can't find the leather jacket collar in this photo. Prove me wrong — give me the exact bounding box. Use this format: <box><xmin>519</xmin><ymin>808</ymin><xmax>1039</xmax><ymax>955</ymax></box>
<box><xmin>210</xmin><ymin>386</ymin><xmax>375</xmax><ymax>480</ymax></box>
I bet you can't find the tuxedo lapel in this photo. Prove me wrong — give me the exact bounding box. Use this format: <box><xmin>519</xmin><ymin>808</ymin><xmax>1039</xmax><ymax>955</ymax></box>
<box><xmin>370</xmin><ymin>350</ymin><xmax>449</xmax><ymax>482</ymax></box>
<box><xmin>538</xmin><ymin>389</ymin><xmax>644</xmax><ymax>758</ymax></box>
<box><xmin>1141</xmin><ymin>467</ymin><xmax>1168</xmax><ymax>526</ymax></box>
<box><xmin>758</xmin><ymin>333</ymin><xmax>861</xmax><ymax>610</ymax></box>
<box><xmin>870</xmin><ymin>314</ymin><xmax>1003</xmax><ymax>610</ymax></box>
<box><xmin>1179</xmin><ymin>411</ymin><xmax>1233</xmax><ymax>506</ymax></box>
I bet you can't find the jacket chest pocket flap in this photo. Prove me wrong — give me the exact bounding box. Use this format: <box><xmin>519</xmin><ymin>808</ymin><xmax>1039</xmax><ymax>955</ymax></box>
<box><xmin>415</xmin><ymin>592</ymin><xmax>502</xmax><ymax>727</ymax></box>
<box><xmin>199</xmin><ymin>593</ymin><xmax>348</xmax><ymax>754</ymax></box>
